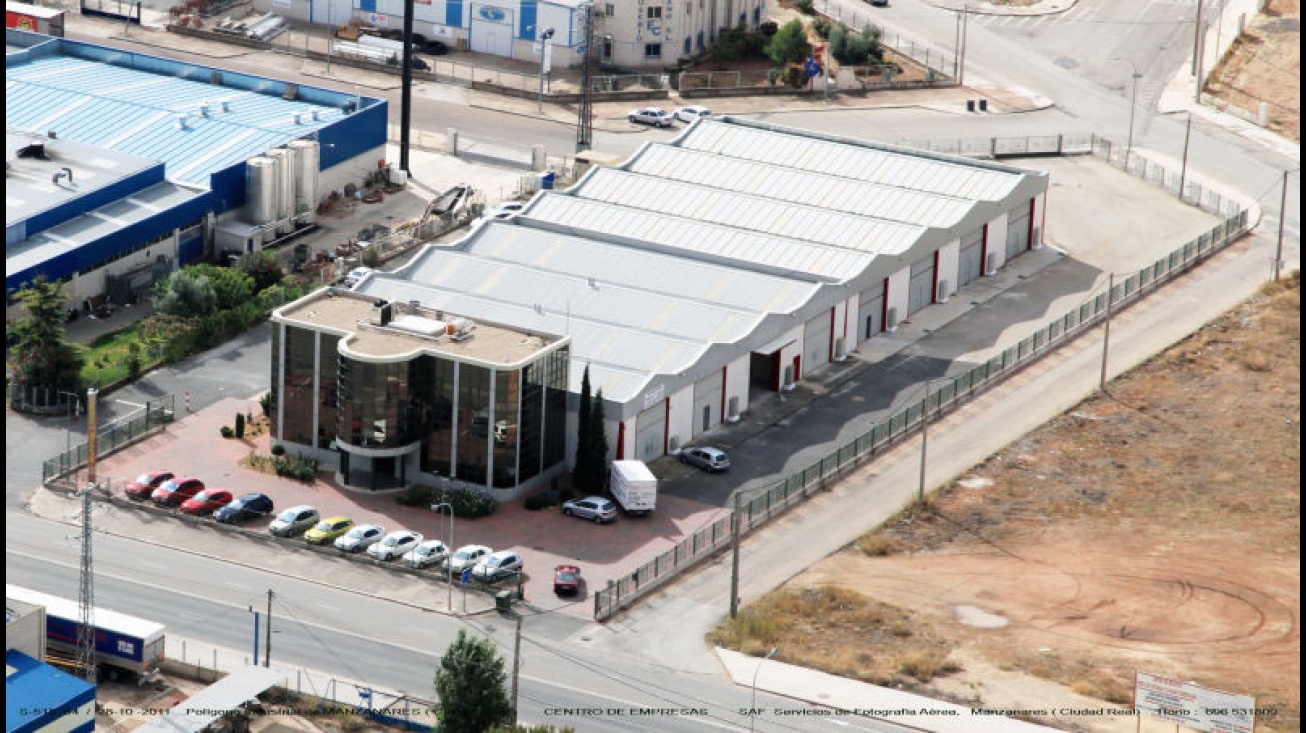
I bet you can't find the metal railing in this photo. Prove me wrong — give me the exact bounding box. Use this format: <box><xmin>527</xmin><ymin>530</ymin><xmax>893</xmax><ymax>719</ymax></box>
<box><xmin>42</xmin><ymin>396</ymin><xmax>176</xmax><ymax>483</ymax></box>
<box><xmin>594</xmin><ymin>136</ymin><xmax>1253</xmax><ymax>621</ymax></box>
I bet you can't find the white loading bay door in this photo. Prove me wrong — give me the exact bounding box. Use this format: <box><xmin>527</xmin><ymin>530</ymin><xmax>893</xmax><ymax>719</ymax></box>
<box><xmin>470</xmin><ymin>4</ymin><xmax>515</xmax><ymax>57</ymax></box>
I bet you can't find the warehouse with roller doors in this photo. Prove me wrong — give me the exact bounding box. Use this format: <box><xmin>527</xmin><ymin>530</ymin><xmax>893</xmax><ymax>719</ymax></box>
<box><xmin>271</xmin><ymin>116</ymin><xmax>1047</xmax><ymax>496</ymax></box>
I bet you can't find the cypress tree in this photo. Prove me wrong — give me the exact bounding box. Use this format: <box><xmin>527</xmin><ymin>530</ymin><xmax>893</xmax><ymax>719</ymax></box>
<box><xmin>584</xmin><ymin>388</ymin><xmax>610</xmax><ymax>492</ymax></box>
<box><xmin>574</xmin><ymin>365</ymin><xmax>592</xmax><ymax>488</ymax></box>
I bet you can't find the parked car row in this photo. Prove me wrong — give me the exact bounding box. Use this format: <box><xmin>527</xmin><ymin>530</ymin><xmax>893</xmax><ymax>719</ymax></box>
<box><xmin>626</xmin><ymin>106</ymin><xmax>712</xmax><ymax>128</ymax></box>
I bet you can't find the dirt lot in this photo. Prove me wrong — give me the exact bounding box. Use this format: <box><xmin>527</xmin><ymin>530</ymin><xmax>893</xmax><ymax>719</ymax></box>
<box><xmin>1204</xmin><ymin>0</ymin><xmax>1301</xmax><ymax>141</ymax></box>
<box><xmin>714</xmin><ymin>275</ymin><xmax>1300</xmax><ymax>732</ymax></box>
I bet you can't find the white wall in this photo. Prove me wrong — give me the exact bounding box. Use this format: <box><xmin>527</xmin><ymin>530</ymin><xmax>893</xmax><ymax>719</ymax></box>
<box><xmin>666</xmin><ymin>384</ymin><xmax>694</xmax><ymax>452</ymax></box>
<box><xmin>986</xmin><ymin>212</ymin><xmax>1009</xmax><ymax>272</ymax></box>
<box><xmin>885</xmin><ymin>266</ymin><xmax>910</xmax><ymax>329</ymax></box>
<box><xmin>1032</xmin><ymin>192</ymin><xmax>1047</xmax><ymax>248</ymax></box>
<box><xmin>724</xmin><ymin>352</ymin><xmax>749</xmax><ymax>417</ymax></box>
<box><xmin>936</xmin><ymin>237</ymin><xmax>959</xmax><ymax>301</ymax></box>
<box><xmin>320</xmin><ymin>145</ymin><xmax>386</xmax><ymax>202</ymax></box>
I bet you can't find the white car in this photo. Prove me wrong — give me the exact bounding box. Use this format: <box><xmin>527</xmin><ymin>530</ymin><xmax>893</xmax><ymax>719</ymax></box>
<box><xmin>369</xmin><ymin>530</ymin><xmax>423</xmax><ymax>561</ymax></box>
<box><xmin>627</xmin><ymin>107</ymin><xmax>674</xmax><ymax>128</ymax></box>
<box><xmin>343</xmin><ymin>266</ymin><xmax>374</xmax><ymax>289</ymax></box>
<box><xmin>478</xmin><ymin>201</ymin><xmax>525</xmax><ymax>223</ymax></box>
<box><xmin>444</xmin><ymin>544</ymin><xmax>492</xmax><ymax>576</ymax></box>
<box><xmin>674</xmin><ymin>105</ymin><xmax>711</xmax><ymax>123</ymax></box>
<box><xmin>334</xmin><ymin>524</ymin><xmax>385</xmax><ymax>553</ymax></box>
<box><xmin>403</xmin><ymin>539</ymin><xmax>450</xmax><ymax>569</ymax></box>
<box><xmin>471</xmin><ymin>550</ymin><xmax>524</xmax><ymax>582</ymax></box>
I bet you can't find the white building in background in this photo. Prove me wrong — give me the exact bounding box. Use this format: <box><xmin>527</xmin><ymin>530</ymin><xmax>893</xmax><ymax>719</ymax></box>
<box><xmin>258</xmin><ymin>0</ymin><xmax>767</xmax><ymax>68</ymax></box>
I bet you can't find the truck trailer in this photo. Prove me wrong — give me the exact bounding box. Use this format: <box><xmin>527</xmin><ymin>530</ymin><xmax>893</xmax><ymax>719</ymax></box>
<box><xmin>6</xmin><ymin>584</ymin><xmax>165</xmax><ymax>682</ymax></box>
<box><xmin>609</xmin><ymin>460</ymin><xmax>657</xmax><ymax>516</ymax></box>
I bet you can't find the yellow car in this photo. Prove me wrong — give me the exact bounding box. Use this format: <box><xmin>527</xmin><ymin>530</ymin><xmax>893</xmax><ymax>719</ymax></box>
<box><xmin>305</xmin><ymin>516</ymin><xmax>355</xmax><ymax>545</ymax></box>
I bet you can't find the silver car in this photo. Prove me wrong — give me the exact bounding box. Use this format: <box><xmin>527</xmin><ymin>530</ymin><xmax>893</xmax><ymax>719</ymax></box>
<box><xmin>368</xmin><ymin>530</ymin><xmax>423</xmax><ymax>561</ymax></box>
<box><xmin>680</xmin><ymin>446</ymin><xmax>731</xmax><ymax>473</ymax></box>
<box><xmin>334</xmin><ymin>524</ymin><xmax>385</xmax><ymax>553</ymax></box>
<box><xmin>268</xmin><ymin>505</ymin><xmax>319</xmax><ymax>537</ymax></box>
<box><xmin>627</xmin><ymin>107</ymin><xmax>674</xmax><ymax>128</ymax></box>
<box><xmin>403</xmin><ymin>540</ymin><xmax>449</xmax><ymax>569</ymax></box>
<box><xmin>561</xmin><ymin>496</ymin><xmax>618</xmax><ymax>524</ymax></box>
<box><xmin>445</xmin><ymin>544</ymin><xmax>492</xmax><ymax>576</ymax></box>
<box><xmin>471</xmin><ymin>550</ymin><xmax>524</xmax><ymax>582</ymax></box>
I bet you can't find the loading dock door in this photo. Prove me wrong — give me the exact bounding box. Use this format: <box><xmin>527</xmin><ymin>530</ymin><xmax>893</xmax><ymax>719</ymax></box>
<box><xmin>633</xmin><ymin>402</ymin><xmax>665</xmax><ymax>461</ymax></box>
<box><xmin>858</xmin><ymin>281</ymin><xmax>884</xmax><ymax>340</ymax></box>
<box><xmin>958</xmin><ymin>229</ymin><xmax>984</xmax><ymax>288</ymax></box>
<box><xmin>803</xmin><ymin>312</ymin><xmax>831</xmax><ymax>371</ymax></box>
<box><xmin>470</xmin><ymin>4</ymin><xmax>514</xmax><ymax>57</ymax></box>
<box><xmin>692</xmin><ymin>371</ymin><xmax>722</xmax><ymax>437</ymax></box>
<box><xmin>907</xmin><ymin>253</ymin><xmax>936</xmax><ymax>314</ymax></box>
<box><xmin>1006</xmin><ymin>203</ymin><xmax>1031</xmax><ymax>259</ymax></box>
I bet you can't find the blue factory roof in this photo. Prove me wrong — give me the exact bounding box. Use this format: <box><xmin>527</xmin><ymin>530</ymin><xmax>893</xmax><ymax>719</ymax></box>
<box><xmin>5</xmin><ymin>35</ymin><xmax>374</xmax><ymax>187</ymax></box>
<box><xmin>5</xmin><ymin>649</ymin><xmax>95</xmax><ymax>733</ymax></box>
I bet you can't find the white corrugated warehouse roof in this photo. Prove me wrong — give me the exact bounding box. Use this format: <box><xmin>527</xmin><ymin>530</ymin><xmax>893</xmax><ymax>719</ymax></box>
<box><xmin>356</xmin><ymin>116</ymin><xmax>1045</xmax><ymax>410</ymax></box>
<box><xmin>676</xmin><ymin>117</ymin><xmax>1025</xmax><ymax>201</ymax></box>
<box><xmin>524</xmin><ymin>195</ymin><xmax>873</xmax><ymax>282</ymax></box>
<box><xmin>568</xmin><ymin>167</ymin><xmax>925</xmax><ymax>256</ymax></box>
<box><xmin>621</xmin><ymin>144</ymin><xmax>976</xmax><ymax>229</ymax></box>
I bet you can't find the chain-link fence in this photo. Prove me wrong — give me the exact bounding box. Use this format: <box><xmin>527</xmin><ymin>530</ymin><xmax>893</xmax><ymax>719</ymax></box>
<box><xmin>42</xmin><ymin>396</ymin><xmax>176</xmax><ymax>483</ymax></box>
<box><xmin>594</xmin><ymin>137</ymin><xmax>1253</xmax><ymax>621</ymax></box>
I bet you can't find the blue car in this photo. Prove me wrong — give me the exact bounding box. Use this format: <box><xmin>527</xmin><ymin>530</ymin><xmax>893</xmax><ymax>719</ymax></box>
<box><xmin>214</xmin><ymin>493</ymin><xmax>274</xmax><ymax>524</ymax></box>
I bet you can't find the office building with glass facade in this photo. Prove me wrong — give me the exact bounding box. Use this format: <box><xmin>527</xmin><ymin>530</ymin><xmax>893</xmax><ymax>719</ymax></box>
<box><xmin>270</xmin><ymin>289</ymin><xmax>570</xmax><ymax>498</ymax></box>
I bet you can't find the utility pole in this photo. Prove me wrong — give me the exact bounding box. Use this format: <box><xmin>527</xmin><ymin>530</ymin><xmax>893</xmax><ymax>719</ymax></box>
<box><xmin>577</xmin><ymin>2</ymin><xmax>594</xmax><ymax>151</ymax></box>
<box><xmin>1179</xmin><ymin>115</ymin><xmax>1193</xmax><ymax>201</ymax></box>
<box><xmin>509</xmin><ymin>615</ymin><xmax>523</xmax><ymax>725</ymax></box>
<box><xmin>1100</xmin><ymin>273</ymin><xmax>1115</xmax><ymax>392</ymax></box>
<box><xmin>264</xmin><ymin>589</ymin><xmax>273</xmax><ymax>667</ymax></box>
<box><xmin>918</xmin><ymin>380</ymin><xmax>933</xmax><ymax>503</ymax></box>
<box><xmin>1274</xmin><ymin>169</ymin><xmax>1288</xmax><ymax>281</ymax></box>
<box><xmin>399</xmin><ymin>0</ymin><xmax>415</xmax><ymax>172</ymax></box>
<box><xmin>729</xmin><ymin>490</ymin><xmax>742</xmax><ymax>619</ymax></box>
<box><xmin>958</xmin><ymin>5</ymin><xmax>969</xmax><ymax>86</ymax></box>
<box><xmin>75</xmin><ymin>483</ymin><xmax>96</xmax><ymax>683</ymax></box>
<box><xmin>1193</xmin><ymin>0</ymin><xmax>1205</xmax><ymax>102</ymax></box>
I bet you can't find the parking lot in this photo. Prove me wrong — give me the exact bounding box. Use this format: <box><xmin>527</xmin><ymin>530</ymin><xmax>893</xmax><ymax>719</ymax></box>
<box><xmin>34</xmin><ymin>151</ymin><xmax>1241</xmax><ymax>622</ymax></box>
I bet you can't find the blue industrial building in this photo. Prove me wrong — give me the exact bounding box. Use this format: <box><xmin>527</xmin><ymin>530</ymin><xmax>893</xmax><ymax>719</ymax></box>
<box><xmin>5</xmin><ymin>649</ymin><xmax>96</xmax><ymax>733</ymax></box>
<box><xmin>5</xmin><ymin>29</ymin><xmax>387</xmax><ymax>311</ymax></box>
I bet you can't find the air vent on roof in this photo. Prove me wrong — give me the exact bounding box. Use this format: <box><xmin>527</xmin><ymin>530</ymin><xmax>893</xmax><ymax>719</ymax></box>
<box><xmin>17</xmin><ymin>143</ymin><xmax>47</xmax><ymax>159</ymax></box>
<box><xmin>222</xmin><ymin>101</ymin><xmax>231</xmax><ymax>113</ymax></box>
<box><xmin>311</xmin><ymin>110</ymin><xmax>321</xmax><ymax>122</ymax></box>
<box><xmin>177</xmin><ymin>114</ymin><xmax>189</xmax><ymax>130</ymax></box>
<box><xmin>210</xmin><ymin>71</ymin><xmax>223</xmax><ymax>86</ymax></box>
<box><xmin>46</xmin><ymin>131</ymin><xmax>57</xmax><ymax>139</ymax></box>
<box><xmin>293</xmin><ymin>113</ymin><xmax>302</xmax><ymax>125</ymax></box>
<box><xmin>199</xmin><ymin>104</ymin><xmax>210</xmax><ymax>117</ymax></box>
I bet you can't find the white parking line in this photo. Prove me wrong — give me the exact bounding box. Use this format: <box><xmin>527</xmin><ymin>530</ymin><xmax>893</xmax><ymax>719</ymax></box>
<box><xmin>115</xmin><ymin>399</ymin><xmax>146</xmax><ymax>409</ymax></box>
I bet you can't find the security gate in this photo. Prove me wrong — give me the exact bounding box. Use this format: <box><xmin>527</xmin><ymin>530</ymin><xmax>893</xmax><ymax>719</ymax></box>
<box><xmin>633</xmin><ymin>403</ymin><xmax>665</xmax><ymax>461</ymax></box>
<box><xmin>803</xmin><ymin>311</ymin><xmax>831</xmax><ymax>371</ymax></box>
<box><xmin>907</xmin><ymin>254</ymin><xmax>936</xmax><ymax>314</ymax></box>
<box><xmin>1006</xmin><ymin>203</ymin><xmax>1031</xmax><ymax>259</ymax></box>
<box><xmin>470</xmin><ymin>3</ymin><xmax>514</xmax><ymax>57</ymax></box>
<box><xmin>958</xmin><ymin>229</ymin><xmax>984</xmax><ymax>287</ymax></box>
<box><xmin>858</xmin><ymin>281</ymin><xmax>884</xmax><ymax>340</ymax></box>
<box><xmin>692</xmin><ymin>371</ymin><xmax>722</xmax><ymax>437</ymax></box>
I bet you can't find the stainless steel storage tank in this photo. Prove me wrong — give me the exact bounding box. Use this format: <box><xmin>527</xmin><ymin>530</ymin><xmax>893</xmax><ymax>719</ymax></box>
<box><xmin>288</xmin><ymin>139</ymin><xmax>320</xmax><ymax>225</ymax></box>
<box><xmin>244</xmin><ymin>156</ymin><xmax>277</xmax><ymax>226</ymax></box>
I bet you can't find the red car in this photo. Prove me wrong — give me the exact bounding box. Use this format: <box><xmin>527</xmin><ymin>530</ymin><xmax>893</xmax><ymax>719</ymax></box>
<box><xmin>553</xmin><ymin>565</ymin><xmax>581</xmax><ymax>595</ymax></box>
<box><xmin>179</xmin><ymin>489</ymin><xmax>235</xmax><ymax>517</ymax></box>
<box><xmin>125</xmin><ymin>471</ymin><xmax>174</xmax><ymax>501</ymax></box>
<box><xmin>151</xmin><ymin>477</ymin><xmax>205</xmax><ymax>507</ymax></box>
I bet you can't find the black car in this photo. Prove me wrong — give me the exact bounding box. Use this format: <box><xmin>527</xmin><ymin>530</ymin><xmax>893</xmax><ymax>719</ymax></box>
<box><xmin>421</xmin><ymin>39</ymin><xmax>449</xmax><ymax>55</ymax></box>
<box><xmin>214</xmin><ymin>493</ymin><xmax>274</xmax><ymax>524</ymax></box>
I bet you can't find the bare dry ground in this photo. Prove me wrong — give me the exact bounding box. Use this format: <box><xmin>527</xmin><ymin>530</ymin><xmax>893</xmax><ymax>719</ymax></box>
<box><xmin>1204</xmin><ymin>0</ymin><xmax>1301</xmax><ymax>141</ymax></box>
<box><xmin>714</xmin><ymin>275</ymin><xmax>1300</xmax><ymax>732</ymax></box>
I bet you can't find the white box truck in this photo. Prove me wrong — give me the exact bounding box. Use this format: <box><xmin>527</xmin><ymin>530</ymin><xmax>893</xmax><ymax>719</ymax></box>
<box><xmin>610</xmin><ymin>460</ymin><xmax>657</xmax><ymax>517</ymax></box>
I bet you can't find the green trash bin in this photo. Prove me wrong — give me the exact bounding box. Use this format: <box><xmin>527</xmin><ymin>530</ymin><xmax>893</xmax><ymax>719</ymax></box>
<box><xmin>495</xmin><ymin>590</ymin><xmax>512</xmax><ymax>612</ymax></box>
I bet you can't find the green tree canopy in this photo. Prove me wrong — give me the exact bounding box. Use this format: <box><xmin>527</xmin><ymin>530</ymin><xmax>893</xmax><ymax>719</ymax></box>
<box><xmin>433</xmin><ymin>629</ymin><xmax>511</xmax><ymax>733</ymax></box>
<box><xmin>765</xmin><ymin>19</ymin><xmax>812</xmax><ymax>65</ymax></box>
<box><xmin>9</xmin><ymin>278</ymin><xmax>84</xmax><ymax>399</ymax></box>
<box><xmin>829</xmin><ymin>24</ymin><xmax>883</xmax><ymax>66</ymax></box>
<box><xmin>238</xmin><ymin>250</ymin><xmax>284</xmax><ymax>292</ymax></box>
<box><xmin>574</xmin><ymin>365</ymin><xmax>593</xmax><ymax>491</ymax></box>
<box><xmin>575</xmin><ymin>387</ymin><xmax>610</xmax><ymax>493</ymax></box>
<box><xmin>184</xmin><ymin>264</ymin><xmax>255</xmax><ymax>311</ymax></box>
<box><xmin>155</xmin><ymin>270</ymin><xmax>218</xmax><ymax>318</ymax></box>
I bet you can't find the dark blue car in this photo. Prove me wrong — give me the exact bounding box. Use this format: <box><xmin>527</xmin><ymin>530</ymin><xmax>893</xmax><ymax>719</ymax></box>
<box><xmin>213</xmin><ymin>493</ymin><xmax>274</xmax><ymax>524</ymax></box>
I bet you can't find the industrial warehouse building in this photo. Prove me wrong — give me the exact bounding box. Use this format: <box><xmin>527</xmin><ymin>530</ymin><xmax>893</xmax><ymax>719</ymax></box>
<box><xmin>254</xmin><ymin>0</ymin><xmax>766</xmax><ymax>69</ymax></box>
<box><xmin>271</xmin><ymin>116</ymin><xmax>1048</xmax><ymax>497</ymax></box>
<box><xmin>5</xmin><ymin>30</ymin><xmax>387</xmax><ymax>316</ymax></box>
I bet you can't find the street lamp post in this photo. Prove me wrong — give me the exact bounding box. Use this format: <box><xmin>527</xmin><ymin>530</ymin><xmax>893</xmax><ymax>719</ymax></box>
<box><xmin>537</xmin><ymin>27</ymin><xmax>555</xmax><ymax>114</ymax></box>
<box><xmin>432</xmin><ymin>502</ymin><xmax>456</xmax><ymax>612</ymax></box>
<box><xmin>1113</xmin><ymin>58</ymin><xmax>1142</xmax><ymax>163</ymax></box>
<box><xmin>749</xmin><ymin>647</ymin><xmax>778</xmax><ymax>732</ymax></box>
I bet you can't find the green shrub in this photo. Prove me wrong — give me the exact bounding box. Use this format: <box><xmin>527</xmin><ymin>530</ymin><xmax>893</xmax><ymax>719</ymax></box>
<box><xmin>397</xmin><ymin>485</ymin><xmax>437</xmax><ymax>507</ymax></box>
<box><xmin>235</xmin><ymin>412</ymin><xmax>246</xmax><ymax>439</ymax></box>
<box><xmin>260</xmin><ymin>393</ymin><xmax>272</xmax><ymax>418</ymax></box>
<box><xmin>812</xmin><ymin>18</ymin><xmax>833</xmax><ymax>39</ymax></box>
<box><xmin>794</xmin><ymin>0</ymin><xmax>815</xmax><ymax>14</ymax></box>
<box><xmin>271</xmin><ymin>444</ymin><xmax>286</xmax><ymax>456</ymax></box>
<box><xmin>220</xmin><ymin>426</ymin><xmax>234</xmax><ymax>438</ymax></box>
<box><xmin>524</xmin><ymin>491</ymin><xmax>558</xmax><ymax>511</ymax></box>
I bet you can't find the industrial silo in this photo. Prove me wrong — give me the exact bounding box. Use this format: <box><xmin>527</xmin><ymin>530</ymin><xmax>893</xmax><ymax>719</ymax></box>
<box><xmin>288</xmin><ymin>139</ymin><xmax>320</xmax><ymax>225</ymax></box>
<box><xmin>267</xmin><ymin>147</ymin><xmax>295</xmax><ymax>234</ymax></box>
<box><xmin>244</xmin><ymin>157</ymin><xmax>277</xmax><ymax>226</ymax></box>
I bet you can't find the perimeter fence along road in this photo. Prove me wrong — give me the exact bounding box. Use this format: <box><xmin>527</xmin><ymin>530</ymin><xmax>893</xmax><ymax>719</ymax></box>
<box><xmin>42</xmin><ymin>395</ymin><xmax>176</xmax><ymax>485</ymax></box>
<box><xmin>593</xmin><ymin>133</ymin><xmax>1253</xmax><ymax>621</ymax></box>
